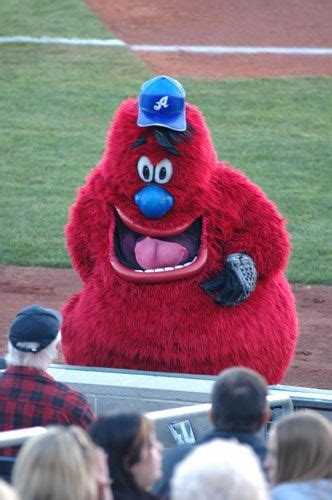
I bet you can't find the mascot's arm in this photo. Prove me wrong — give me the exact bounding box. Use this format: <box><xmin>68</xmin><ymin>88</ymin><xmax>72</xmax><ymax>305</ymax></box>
<box><xmin>221</xmin><ymin>168</ymin><xmax>290</xmax><ymax>278</ymax></box>
<box><xmin>201</xmin><ymin>166</ymin><xmax>290</xmax><ymax>306</ymax></box>
<box><xmin>66</xmin><ymin>169</ymin><xmax>110</xmax><ymax>281</ymax></box>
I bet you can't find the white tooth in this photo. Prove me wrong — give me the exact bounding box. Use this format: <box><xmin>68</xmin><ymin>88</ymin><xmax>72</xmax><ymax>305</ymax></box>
<box><xmin>144</xmin><ymin>269</ymin><xmax>155</xmax><ymax>273</ymax></box>
<box><xmin>175</xmin><ymin>265</ymin><xmax>184</xmax><ymax>269</ymax></box>
<box><xmin>134</xmin><ymin>269</ymin><xmax>144</xmax><ymax>272</ymax></box>
<box><xmin>191</xmin><ymin>256</ymin><xmax>197</xmax><ymax>262</ymax></box>
<box><xmin>164</xmin><ymin>267</ymin><xmax>175</xmax><ymax>271</ymax></box>
<box><xmin>183</xmin><ymin>262</ymin><xmax>191</xmax><ymax>267</ymax></box>
<box><xmin>155</xmin><ymin>268</ymin><xmax>164</xmax><ymax>272</ymax></box>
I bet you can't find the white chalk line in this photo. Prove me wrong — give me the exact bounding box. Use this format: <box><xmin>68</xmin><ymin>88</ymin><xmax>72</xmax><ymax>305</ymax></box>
<box><xmin>0</xmin><ymin>36</ymin><xmax>125</xmax><ymax>46</ymax></box>
<box><xmin>131</xmin><ymin>45</ymin><xmax>332</xmax><ymax>55</ymax></box>
<box><xmin>0</xmin><ymin>37</ymin><xmax>332</xmax><ymax>55</ymax></box>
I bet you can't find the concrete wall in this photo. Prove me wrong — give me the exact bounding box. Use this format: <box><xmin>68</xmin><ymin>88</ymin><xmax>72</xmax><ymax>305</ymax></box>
<box><xmin>48</xmin><ymin>364</ymin><xmax>217</xmax><ymax>415</ymax></box>
<box><xmin>48</xmin><ymin>364</ymin><xmax>298</xmax><ymax>447</ymax></box>
<box><xmin>48</xmin><ymin>364</ymin><xmax>331</xmax><ymax>419</ymax></box>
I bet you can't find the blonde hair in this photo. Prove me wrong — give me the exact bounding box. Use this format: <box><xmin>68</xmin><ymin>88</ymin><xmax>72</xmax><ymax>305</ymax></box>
<box><xmin>12</xmin><ymin>426</ymin><xmax>99</xmax><ymax>500</ymax></box>
<box><xmin>0</xmin><ymin>479</ymin><xmax>19</xmax><ymax>500</ymax></box>
<box><xmin>272</xmin><ymin>410</ymin><xmax>332</xmax><ymax>485</ymax></box>
<box><xmin>171</xmin><ymin>438</ymin><xmax>268</xmax><ymax>500</ymax></box>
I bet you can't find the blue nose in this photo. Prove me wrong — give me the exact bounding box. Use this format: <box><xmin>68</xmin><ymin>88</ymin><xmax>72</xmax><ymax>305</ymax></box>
<box><xmin>135</xmin><ymin>185</ymin><xmax>174</xmax><ymax>219</ymax></box>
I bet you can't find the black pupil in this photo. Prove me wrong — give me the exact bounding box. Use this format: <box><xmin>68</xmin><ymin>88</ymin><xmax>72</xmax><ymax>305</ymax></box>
<box><xmin>159</xmin><ymin>167</ymin><xmax>167</xmax><ymax>180</ymax></box>
<box><xmin>143</xmin><ymin>165</ymin><xmax>150</xmax><ymax>179</ymax></box>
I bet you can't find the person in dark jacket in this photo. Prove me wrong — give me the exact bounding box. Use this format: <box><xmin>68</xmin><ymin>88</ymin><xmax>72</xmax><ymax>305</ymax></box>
<box><xmin>155</xmin><ymin>366</ymin><xmax>270</xmax><ymax>498</ymax></box>
<box><xmin>89</xmin><ymin>412</ymin><xmax>163</xmax><ymax>500</ymax></box>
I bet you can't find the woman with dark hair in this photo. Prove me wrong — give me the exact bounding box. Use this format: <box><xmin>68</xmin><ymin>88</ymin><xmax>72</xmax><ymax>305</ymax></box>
<box><xmin>89</xmin><ymin>412</ymin><xmax>163</xmax><ymax>500</ymax></box>
<box><xmin>266</xmin><ymin>410</ymin><xmax>332</xmax><ymax>499</ymax></box>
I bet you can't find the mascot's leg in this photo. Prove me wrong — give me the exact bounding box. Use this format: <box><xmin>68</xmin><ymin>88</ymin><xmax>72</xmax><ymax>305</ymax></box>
<box><xmin>61</xmin><ymin>288</ymin><xmax>111</xmax><ymax>366</ymax></box>
<box><xmin>61</xmin><ymin>274</ymin><xmax>298</xmax><ymax>383</ymax></box>
<box><xmin>210</xmin><ymin>273</ymin><xmax>298</xmax><ymax>384</ymax></box>
<box><xmin>61</xmin><ymin>292</ymin><xmax>83</xmax><ymax>365</ymax></box>
<box><xmin>257</xmin><ymin>275</ymin><xmax>298</xmax><ymax>383</ymax></box>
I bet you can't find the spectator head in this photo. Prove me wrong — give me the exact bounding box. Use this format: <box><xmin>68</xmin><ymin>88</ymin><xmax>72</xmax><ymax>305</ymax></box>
<box><xmin>0</xmin><ymin>479</ymin><xmax>19</xmax><ymax>500</ymax></box>
<box><xmin>266</xmin><ymin>409</ymin><xmax>332</xmax><ymax>486</ymax></box>
<box><xmin>210</xmin><ymin>367</ymin><xmax>269</xmax><ymax>433</ymax></box>
<box><xmin>170</xmin><ymin>438</ymin><xmax>268</xmax><ymax>500</ymax></box>
<box><xmin>89</xmin><ymin>412</ymin><xmax>163</xmax><ymax>493</ymax></box>
<box><xmin>6</xmin><ymin>304</ymin><xmax>62</xmax><ymax>370</ymax></box>
<box><xmin>12</xmin><ymin>425</ymin><xmax>111</xmax><ymax>500</ymax></box>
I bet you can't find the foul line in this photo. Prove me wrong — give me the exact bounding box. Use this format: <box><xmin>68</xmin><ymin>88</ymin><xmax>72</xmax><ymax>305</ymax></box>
<box><xmin>131</xmin><ymin>45</ymin><xmax>332</xmax><ymax>55</ymax></box>
<box><xmin>0</xmin><ymin>36</ymin><xmax>125</xmax><ymax>46</ymax></box>
<box><xmin>0</xmin><ymin>37</ymin><xmax>332</xmax><ymax>55</ymax></box>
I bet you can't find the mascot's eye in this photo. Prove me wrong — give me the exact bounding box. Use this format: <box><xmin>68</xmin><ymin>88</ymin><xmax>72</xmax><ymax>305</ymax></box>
<box><xmin>155</xmin><ymin>159</ymin><xmax>173</xmax><ymax>184</ymax></box>
<box><xmin>137</xmin><ymin>156</ymin><xmax>154</xmax><ymax>183</ymax></box>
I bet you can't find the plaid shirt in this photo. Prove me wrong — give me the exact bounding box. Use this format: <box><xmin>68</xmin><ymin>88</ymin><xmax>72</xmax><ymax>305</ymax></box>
<box><xmin>0</xmin><ymin>365</ymin><xmax>96</xmax><ymax>456</ymax></box>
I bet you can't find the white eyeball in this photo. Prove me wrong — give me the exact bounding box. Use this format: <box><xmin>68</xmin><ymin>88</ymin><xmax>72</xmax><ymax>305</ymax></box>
<box><xmin>137</xmin><ymin>156</ymin><xmax>154</xmax><ymax>183</ymax></box>
<box><xmin>154</xmin><ymin>159</ymin><xmax>173</xmax><ymax>184</ymax></box>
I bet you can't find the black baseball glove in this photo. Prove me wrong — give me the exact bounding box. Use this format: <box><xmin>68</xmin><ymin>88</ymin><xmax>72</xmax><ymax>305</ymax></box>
<box><xmin>201</xmin><ymin>253</ymin><xmax>257</xmax><ymax>306</ymax></box>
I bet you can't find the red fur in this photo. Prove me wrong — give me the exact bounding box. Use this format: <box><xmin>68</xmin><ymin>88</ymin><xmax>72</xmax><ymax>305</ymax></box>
<box><xmin>62</xmin><ymin>98</ymin><xmax>298</xmax><ymax>383</ymax></box>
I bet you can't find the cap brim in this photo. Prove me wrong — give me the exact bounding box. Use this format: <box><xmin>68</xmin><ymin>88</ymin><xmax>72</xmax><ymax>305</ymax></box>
<box><xmin>137</xmin><ymin>109</ymin><xmax>186</xmax><ymax>132</ymax></box>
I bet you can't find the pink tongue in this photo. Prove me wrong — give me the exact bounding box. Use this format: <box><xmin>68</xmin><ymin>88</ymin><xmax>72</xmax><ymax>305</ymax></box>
<box><xmin>135</xmin><ymin>237</ymin><xmax>189</xmax><ymax>270</ymax></box>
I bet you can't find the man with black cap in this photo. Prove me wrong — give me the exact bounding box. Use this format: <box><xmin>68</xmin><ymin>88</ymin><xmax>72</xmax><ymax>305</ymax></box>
<box><xmin>0</xmin><ymin>304</ymin><xmax>95</xmax><ymax>456</ymax></box>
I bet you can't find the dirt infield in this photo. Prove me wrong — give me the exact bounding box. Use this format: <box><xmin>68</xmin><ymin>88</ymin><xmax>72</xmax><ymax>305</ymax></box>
<box><xmin>0</xmin><ymin>1</ymin><xmax>330</xmax><ymax>390</ymax></box>
<box><xmin>0</xmin><ymin>266</ymin><xmax>331</xmax><ymax>389</ymax></box>
<box><xmin>86</xmin><ymin>0</ymin><xmax>332</xmax><ymax>78</ymax></box>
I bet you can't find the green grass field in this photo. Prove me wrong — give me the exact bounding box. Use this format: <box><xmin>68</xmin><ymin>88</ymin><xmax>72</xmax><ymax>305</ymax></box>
<box><xmin>0</xmin><ymin>0</ymin><xmax>331</xmax><ymax>283</ymax></box>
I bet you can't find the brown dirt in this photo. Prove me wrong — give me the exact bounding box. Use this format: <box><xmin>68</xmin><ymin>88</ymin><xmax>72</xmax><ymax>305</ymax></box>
<box><xmin>86</xmin><ymin>0</ymin><xmax>332</xmax><ymax>78</ymax></box>
<box><xmin>0</xmin><ymin>265</ymin><xmax>331</xmax><ymax>389</ymax></box>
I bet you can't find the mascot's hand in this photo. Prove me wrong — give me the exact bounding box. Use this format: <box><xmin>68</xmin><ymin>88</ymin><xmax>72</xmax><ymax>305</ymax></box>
<box><xmin>201</xmin><ymin>253</ymin><xmax>257</xmax><ymax>306</ymax></box>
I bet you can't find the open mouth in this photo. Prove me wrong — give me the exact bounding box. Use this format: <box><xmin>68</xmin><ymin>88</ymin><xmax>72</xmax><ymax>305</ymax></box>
<box><xmin>110</xmin><ymin>209</ymin><xmax>207</xmax><ymax>283</ymax></box>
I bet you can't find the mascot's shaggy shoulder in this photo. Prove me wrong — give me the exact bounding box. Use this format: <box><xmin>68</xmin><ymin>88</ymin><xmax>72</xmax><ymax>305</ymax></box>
<box><xmin>62</xmin><ymin>83</ymin><xmax>298</xmax><ymax>384</ymax></box>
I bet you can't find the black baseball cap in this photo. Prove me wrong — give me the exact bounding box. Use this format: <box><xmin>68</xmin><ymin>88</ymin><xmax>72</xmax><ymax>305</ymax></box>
<box><xmin>9</xmin><ymin>304</ymin><xmax>62</xmax><ymax>353</ymax></box>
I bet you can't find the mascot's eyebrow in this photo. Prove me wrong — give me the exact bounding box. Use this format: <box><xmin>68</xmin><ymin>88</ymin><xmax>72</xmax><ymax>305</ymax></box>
<box><xmin>131</xmin><ymin>125</ymin><xmax>195</xmax><ymax>156</ymax></box>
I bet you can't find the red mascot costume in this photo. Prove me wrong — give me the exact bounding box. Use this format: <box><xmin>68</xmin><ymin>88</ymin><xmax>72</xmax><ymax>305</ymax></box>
<box><xmin>62</xmin><ymin>76</ymin><xmax>298</xmax><ymax>384</ymax></box>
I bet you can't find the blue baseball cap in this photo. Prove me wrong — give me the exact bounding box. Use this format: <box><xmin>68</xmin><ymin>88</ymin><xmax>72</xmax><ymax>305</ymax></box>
<box><xmin>9</xmin><ymin>304</ymin><xmax>62</xmax><ymax>353</ymax></box>
<box><xmin>137</xmin><ymin>75</ymin><xmax>186</xmax><ymax>131</ymax></box>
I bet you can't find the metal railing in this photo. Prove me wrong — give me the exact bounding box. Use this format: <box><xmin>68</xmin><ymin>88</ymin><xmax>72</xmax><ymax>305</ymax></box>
<box><xmin>147</xmin><ymin>393</ymin><xmax>293</xmax><ymax>447</ymax></box>
<box><xmin>0</xmin><ymin>427</ymin><xmax>46</xmax><ymax>449</ymax></box>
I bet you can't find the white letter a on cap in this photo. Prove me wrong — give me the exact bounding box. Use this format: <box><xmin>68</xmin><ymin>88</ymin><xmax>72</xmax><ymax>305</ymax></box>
<box><xmin>153</xmin><ymin>96</ymin><xmax>169</xmax><ymax>111</ymax></box>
